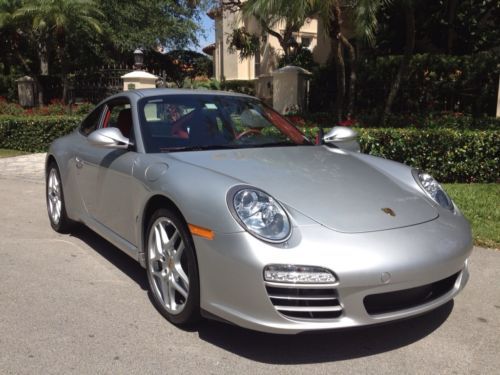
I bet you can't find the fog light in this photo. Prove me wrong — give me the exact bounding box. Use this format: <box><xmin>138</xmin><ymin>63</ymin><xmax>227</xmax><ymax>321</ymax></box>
<box><xmin>264</xmin><ymin>265</ymin><xmax>336</xmax><ymax>284</ymax></box>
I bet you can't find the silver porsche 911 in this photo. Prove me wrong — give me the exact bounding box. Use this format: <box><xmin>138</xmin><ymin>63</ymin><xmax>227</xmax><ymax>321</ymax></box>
<box><xmin>45</xmin><ymin>89</ymin><xmax>472</xmax><ymax>334</ymax></box>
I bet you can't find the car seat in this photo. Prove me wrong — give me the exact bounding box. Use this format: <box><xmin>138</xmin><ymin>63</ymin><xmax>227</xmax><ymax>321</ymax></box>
<box><xmin>116</xmin><ymin>108</ymin><xmax>132</xmax><ymax>138</ymax></box>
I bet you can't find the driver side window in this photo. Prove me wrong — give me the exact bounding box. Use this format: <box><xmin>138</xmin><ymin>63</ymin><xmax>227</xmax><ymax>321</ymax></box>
<box><xmin>79</xmin><ymin>105</ymin><xmax>103</xmax><ymax>136</ymax></box>
<box><xmin>101</xmin><ymin>99</ymin><xmax>133</xmax><ymax>140</ymax></box>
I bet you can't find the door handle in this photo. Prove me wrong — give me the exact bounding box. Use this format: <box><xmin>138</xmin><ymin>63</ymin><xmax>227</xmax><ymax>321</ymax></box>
<box><xmin>75</xmin><ymin>157</ymin><xmax>84</xmax><ymax>169</ymax></box>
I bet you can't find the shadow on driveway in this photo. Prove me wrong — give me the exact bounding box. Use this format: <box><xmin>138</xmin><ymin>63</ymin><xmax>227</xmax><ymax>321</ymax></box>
<box><xmin>69</xmin><ymin>224</ymin><xmax>453</xmax><ymax>364</ymax></box>
<box><xmin>69</xmin><ymin>225</ymin><xmax>148</xmax><ymax>291</ymax></box>
<box><xmin>196</xmin><ymin>302</ymin><xmax>452</xmax><ymax>364</ymax></box>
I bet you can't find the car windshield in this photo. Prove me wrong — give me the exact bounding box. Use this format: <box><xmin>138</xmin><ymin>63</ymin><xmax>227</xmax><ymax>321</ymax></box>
<box><xmin>138</xmin><ymin>94</ymin><xmax>313</xmax><ymax>153</ymax></box>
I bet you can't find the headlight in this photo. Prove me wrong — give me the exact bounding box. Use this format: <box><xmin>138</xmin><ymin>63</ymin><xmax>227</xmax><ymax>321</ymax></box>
<box><xmin>228</xmin><ymin>186</ymin><xmax>291</xmax><ymax>242</ymax></box>
<box><xmin>412</xmin><ymin>170</ymin><xmax>454</xmax><ymax>211</ymax></box>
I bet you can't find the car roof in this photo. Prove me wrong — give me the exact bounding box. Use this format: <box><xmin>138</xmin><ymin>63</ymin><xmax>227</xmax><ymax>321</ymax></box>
<box><xmin>104</xmin><ymin>88</ymin><xmax>255</xmax><ymax>103</ymax></box>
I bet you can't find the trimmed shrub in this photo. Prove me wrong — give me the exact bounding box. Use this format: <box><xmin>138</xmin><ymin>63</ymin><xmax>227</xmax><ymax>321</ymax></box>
<box><xmin>357</xmin><ymin>128</ymin><xmax>499</xmax><ymax>183</ymax></box>
<box><xmin>220</xmin><ymin>80</ymin><xmax>256</xmax><ymax>96</ymax></box>
<box><xmin>0</xmin><ymin>116</ymin><xmax>81</xmax><ymax>152</ymax></box>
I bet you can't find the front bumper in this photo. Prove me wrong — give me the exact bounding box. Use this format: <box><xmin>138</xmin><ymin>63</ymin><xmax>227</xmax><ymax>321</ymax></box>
<box><xmin>193</xmin><ymin>214</ymin><xmax>472</xmax><ymax>334</ymax></box>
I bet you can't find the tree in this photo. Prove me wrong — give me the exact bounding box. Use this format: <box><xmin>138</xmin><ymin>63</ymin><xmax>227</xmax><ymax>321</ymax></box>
<box><xmin>150</xmin><ymin>50</ymin><xmax>212</xmax><ymax>88</ymax></box>
<box><xmin>223</xmin><ymin>0</ymin><xmax>316</xmax><ymax>62</ymax></box>
<box><xmin>100</xmin><ymin>0</ymin><xmax>201</xmax><ymax>53</ymax></box>
<box><xmin>0</xmin><ymin>0</ymin><xmax>45</xmax><ymax>103</ymax></box>
<box><xmin>15</xmin><ymin>0</ymin><xmax>103</xmax><ymax>102</ymax></box>
<box><xmin>381</xmin><ymin>0</ymin><xmax>414</xmax><ymax>124</ymax></box>
<box><xmin>225</xmin><ymin>0</ymin><xmax>390</xmax><ymax>123</ymax></box>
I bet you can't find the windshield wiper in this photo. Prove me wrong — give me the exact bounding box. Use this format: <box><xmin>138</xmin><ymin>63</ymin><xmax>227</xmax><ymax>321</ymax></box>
<box><xmin>256</xmin><ymin>141</ymin><xmax>304</xmax><ymax>148</ymax></box>
<box><xmin>164</xmin><ymin>144</ymin><xmax>239</xmax><ymax>152</ymax></box>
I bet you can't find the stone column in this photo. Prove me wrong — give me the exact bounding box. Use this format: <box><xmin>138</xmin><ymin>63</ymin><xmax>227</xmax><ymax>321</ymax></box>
<box><xmin>16</xmin><ymin>76</ymin><xmax>36</xmax><ymax>107</ymax></box>
<box><xmin>121</xmin><ymin>71</ymin><xmax>158</xmax><ymax>91</ymax></box>
<box><xmin>271</xmin><ymin>66</ymin><xmax>312</xmax><ymax>114</ymax></box>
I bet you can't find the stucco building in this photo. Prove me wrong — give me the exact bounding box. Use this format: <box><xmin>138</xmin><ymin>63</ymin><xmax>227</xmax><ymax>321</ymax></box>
<box><xmin>203</xmin><ymin>6</ymin><xmax>332</xmax><ymax>81</ymax></box>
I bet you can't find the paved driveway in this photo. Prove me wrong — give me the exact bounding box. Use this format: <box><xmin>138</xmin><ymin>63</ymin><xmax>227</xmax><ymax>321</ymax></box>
<box><xmin>0</xmin><ymin>154</ymin><xmax>499</xmax><ymax>374</ymax></box>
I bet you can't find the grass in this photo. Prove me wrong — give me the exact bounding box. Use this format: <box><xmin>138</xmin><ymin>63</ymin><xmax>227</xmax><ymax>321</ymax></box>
<box><xmin>0</xmin><ymin>148</ymin><xmax>28</xmax><ymax>158</ymax></box>
<box><xmin>444</xmin><ymin>183</ymin><xmax>500</xmax><ymax>249</ymax></box>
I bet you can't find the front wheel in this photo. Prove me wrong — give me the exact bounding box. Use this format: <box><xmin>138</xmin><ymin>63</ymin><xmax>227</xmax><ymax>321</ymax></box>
<box><xmin>46</xmin><ymin>162</ymin><xmax>73</xmax><ymax>233</ymax></box>
<box><xmin>146</xmin><ymin>208</ymin><xmax>200</xmax><ymax>325</ymax></box>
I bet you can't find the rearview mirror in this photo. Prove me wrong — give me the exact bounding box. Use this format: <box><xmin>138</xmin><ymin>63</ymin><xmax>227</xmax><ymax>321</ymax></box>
<box><xmin>88</xmin><ymin>128</ymin><xmax>132</xmax><ymax>149</ymax></box>
<box><xmin>323</xmin><ymin>126</ymin><xmax>360</xmax><ymax>153</ymax></box>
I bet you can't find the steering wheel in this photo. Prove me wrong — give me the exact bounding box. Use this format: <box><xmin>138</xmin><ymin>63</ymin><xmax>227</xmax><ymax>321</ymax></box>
<box><xmin>236</xmin><ymin>128</ymin><xmax>262</xmax><ymax>140</ymax></box>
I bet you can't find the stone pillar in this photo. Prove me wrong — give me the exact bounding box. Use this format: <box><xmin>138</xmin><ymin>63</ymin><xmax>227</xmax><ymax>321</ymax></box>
<box><xmin>271</xmin><ymin>66</ymin><xmax>312</xmax><ymax>114</ymax></box>
<box><xmin>16</xmin><ymin>76</ymin><xmax>36</xmax><ymax>107</ymax></box>
<box><xmin>121</xmin><ymin>71</ymin><xmax>158</xmax><ymax>91</ymax></box>
<box><xmin>255</xmin><ymin>74</ymin><xmax>273</xmax><ymax>106</ymax></box>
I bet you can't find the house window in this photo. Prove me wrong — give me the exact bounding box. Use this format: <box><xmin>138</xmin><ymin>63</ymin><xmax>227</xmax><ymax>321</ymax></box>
<box><xmin>301</xmin><ymin>36</ymin><xmax>312</xmax><ymax>48</ymax></box>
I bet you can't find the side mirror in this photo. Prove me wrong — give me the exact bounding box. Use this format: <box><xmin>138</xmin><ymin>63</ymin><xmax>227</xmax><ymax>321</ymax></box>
<box><xmin>323</xmin><ymin>126</ymin><xmax>360</xmax><ymax>153</ymax></box>
<box><xmin>88</xmin><ymin>127</ymin><xmax>132</xmax><ymax>149</ymax></box>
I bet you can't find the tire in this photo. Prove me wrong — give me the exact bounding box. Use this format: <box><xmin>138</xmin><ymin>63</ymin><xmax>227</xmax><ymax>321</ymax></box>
<box><xmin>146</xmin><ymin>208</ymin><xmax>200</xmax><ymax>325</ymax></box>
<box><xmin>46</xmin><ymin>162</ymin><xmax>73</xmax><ymax>233</ymax></box>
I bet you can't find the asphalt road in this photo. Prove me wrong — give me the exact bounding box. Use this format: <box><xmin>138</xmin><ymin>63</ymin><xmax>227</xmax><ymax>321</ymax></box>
<box><xmin>0</xmin><ymin>174</ymin><xmax>499</xmax><ymax>375</ymax></box>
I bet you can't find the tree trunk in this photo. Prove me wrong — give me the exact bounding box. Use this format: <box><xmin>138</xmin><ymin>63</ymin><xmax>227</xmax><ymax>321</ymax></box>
<box><xmin>331</xmin><ymin>39</ymin><xmax>345</xmax><ymax>125</ymax></box>
<box><xmin>38</xmin><ymin>40</ymin><xmax>49</xmax><ymax>76</ymax></box>
<box><xmin>37</xmin><ymin>37</ymin><xmax>49</xmax><ymax>106</ymax></box>
<box><xmin>329</xmin><ymin>1</ymin><xmax>346</xmax><ymax>125</ymax></box>
<box><xmin>382</xmin><ymin>1</ymin><xmax>415</xmax><ymax>124</ymax></box>
<box><xmin>447</xmin><ymin>0</ymin><xmax>459</xmax><ymax>54</ymax></box>
<box><xmin>340</xmin><ymin>35</ymin><xmax>356</xmax><ymax>119</ymax></box>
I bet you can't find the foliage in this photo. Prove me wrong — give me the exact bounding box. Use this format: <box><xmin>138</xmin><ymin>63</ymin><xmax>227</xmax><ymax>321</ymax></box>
<box><xmin>308</xmin><ymin>65</ymin><xmax>337</xmax><ymax>114</ymax></box>
<box><xmin>355</xmin><ymin>51</ymin><xmax>500</xmax><ymax>118</ymax></box>
<box><xmin>226</xmin><ymin>27</ymin><xmax>260</xmax><ymax>60</ymax></box>
<box><xmin>0</xmin><ymin>0</ymin><xmax>203</xmax><ymax>101</ymax></box>
<box><xmin>191</xmin><ymin>79</ymin><xmax>221</xmax><ymax>90</ymax></box>
<box><xmin>0</xmin><ymin>97</ymin><xmax>94</xmax><ymax>116</ymax></box>
<box><xmin>100</xmin><ymin>0</ymin><xmax>200</xmax><ymax>53</ymax></box>
<box><xmin>220</xmin><ymin>80</ymin><xmax>255</xmax><ymax>96</ymax></box>
<box><xmin>278</xmin><ymin>47</ymin><xmax>317</xmax><ymax>72</ymax></box>
<box><xmin>159</xmin><ymin>50</ymin><xmax>213</xmax><ymax>87</ymax></box>
<box><xmin>376</xmin><ymin>0</ymin><xmax>500</xmax><ymax>55</ymax></box>
<box><xmin>357</xmin><ymin>112</ymin><xmax>500</xmax><ymax>130</ymax></box>
<box><xmin>443</xmin><ymin>183</ymin><xmax>500</xmax><ymax>249</ymax></box>
<box><xmin>0</xmin><ymin>115</ymin><xmax>80</xmax><ymax>152</ymax></box>
<box><xmin>358</xmin><ymin>128</ymin><xmax>499</xmax><ymax>183</ymax></box>
<box><xmin>288</xmin><ymin>111</ymin><xmax>500</xmax><ymax>130</ymax></box>
<box><xmin>236</xmin><ymin>0</ymin><xmax>315</xmax><ymax>58</ymax></box>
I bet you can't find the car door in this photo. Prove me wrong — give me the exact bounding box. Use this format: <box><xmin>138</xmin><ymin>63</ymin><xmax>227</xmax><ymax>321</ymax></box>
<box><xmin>75</xmin><ymin>97</ymin><xmax>141</xmax><ymax>246</ymax></box>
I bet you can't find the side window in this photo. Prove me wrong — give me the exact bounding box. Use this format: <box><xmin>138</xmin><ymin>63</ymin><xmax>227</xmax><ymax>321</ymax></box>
<box><xmin>101</xmin><ymin>98</ymin><xmax>134</xmax><ymax>140</ymax></box>
<box><xmin>80</xmin><ymin>106</ymin><xmax>103</xmax><ymax>136</ymax></box>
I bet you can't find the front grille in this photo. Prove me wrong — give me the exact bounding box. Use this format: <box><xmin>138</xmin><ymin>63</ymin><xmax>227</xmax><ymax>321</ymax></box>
<box><xmin>364</xmin><ymin>271</ymin><xmax>460</xmax><ymax>315</ymax></box>
<box><xmin>265</xmin><ymin>284</ymin><xmax>342</xmax><ymax>320</ymax></box>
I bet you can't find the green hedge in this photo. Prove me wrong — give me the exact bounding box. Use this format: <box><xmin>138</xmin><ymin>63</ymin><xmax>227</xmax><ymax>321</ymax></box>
<box><xmin>0</xmin><ymin>116</ymin><xmax>498</xmax><ymax>183</ymax></box>
<box><xmin>220</xmin><ymin>80</ymin><xmax>256</xmax><ymax>96</ymax></box>
<box><xmin>357</xmin><ymin>128</ymin><xmax>499</xmax><ymax>183</ymax></box>
<box><xmin>0</xmin><ymin>115</ymin><xmax>81</xmax><ymax>152</ymax></box>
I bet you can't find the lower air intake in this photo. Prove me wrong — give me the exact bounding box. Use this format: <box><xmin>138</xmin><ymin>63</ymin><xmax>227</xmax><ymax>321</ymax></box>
<box><xmin>364</xmin><ymin>271</ymin><xmax>460</xmax><ymax>315</ymax></box>
<box><xmin>265</xmin><ymin>284</ymin><xmax>342</xmax><ymax>320</ymax></box>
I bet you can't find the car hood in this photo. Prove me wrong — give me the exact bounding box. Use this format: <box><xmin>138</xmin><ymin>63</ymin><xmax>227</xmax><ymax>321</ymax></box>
<box><xmin>169</xmin><ymin>146</ymin><xmax>438</xmax><ymax>233</ymax></box>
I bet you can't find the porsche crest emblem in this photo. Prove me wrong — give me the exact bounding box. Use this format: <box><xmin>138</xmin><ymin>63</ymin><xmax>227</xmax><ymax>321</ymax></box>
<box><xmin>382</xmin><ymin>208</ymin><xmax>396</xmax><ymax>217</ymax></box>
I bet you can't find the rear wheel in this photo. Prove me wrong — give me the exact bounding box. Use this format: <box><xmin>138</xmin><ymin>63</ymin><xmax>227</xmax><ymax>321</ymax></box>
<box><xmin>146</xmin><ymin>208</ymin><xmax>200</xmax><ymax>325</ymax></box>
<box><xmin>46</xmin><ymin>163</ymin><xmax>73</xmax><ymax>233</ymax></box>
